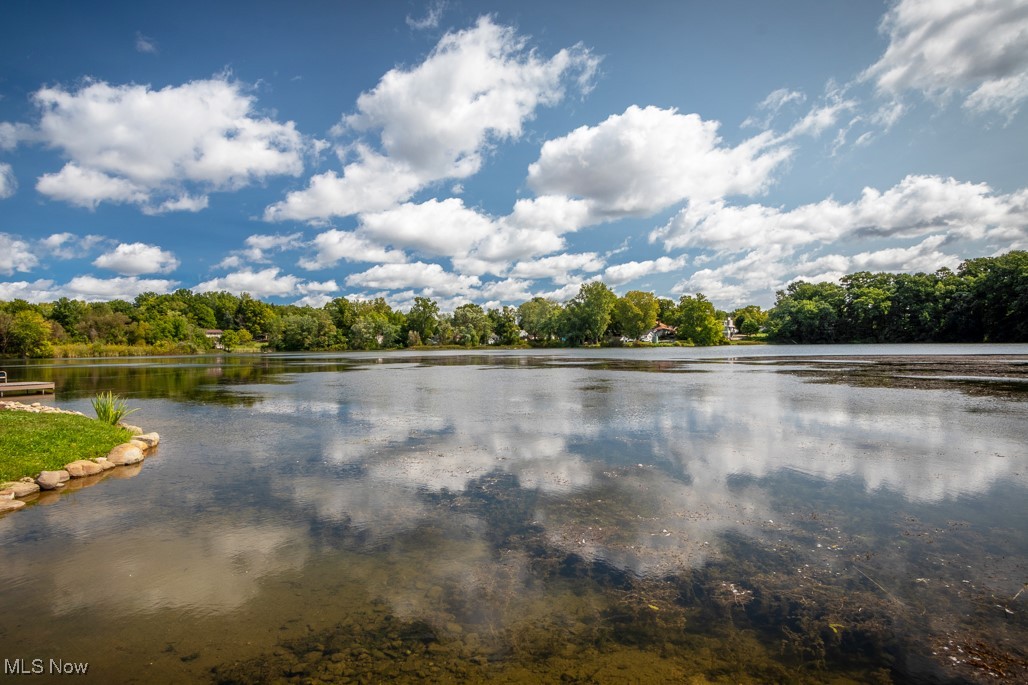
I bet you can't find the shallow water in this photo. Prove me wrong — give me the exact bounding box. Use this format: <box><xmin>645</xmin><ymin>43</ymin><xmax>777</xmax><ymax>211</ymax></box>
<box><xmin>1</xmin><ymin>345</ymin><xmax>1026</xmax><ymax>683</ymax></box>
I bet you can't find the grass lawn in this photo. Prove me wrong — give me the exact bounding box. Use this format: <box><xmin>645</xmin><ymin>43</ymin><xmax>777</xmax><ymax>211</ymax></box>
<box><xmin>0</xmin><ymin>412</ymin><xmax>133</xmax><ymax>482</ymax></box>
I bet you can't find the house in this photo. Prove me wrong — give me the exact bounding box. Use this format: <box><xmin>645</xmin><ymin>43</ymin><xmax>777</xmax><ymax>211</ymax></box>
<box><xmin>723</xmin><ymin>317</ymin><xmax>737</xmax><ymax>340</ymax></box>
<box><xmin>640</xmin><ymin>322</ymin><xmax>677</xmax><ymax>343</ymax></box>
<box><xmin>204</xmin><ymin>329</ymin><xmax>224</xmax><ymax>349</ymax></box>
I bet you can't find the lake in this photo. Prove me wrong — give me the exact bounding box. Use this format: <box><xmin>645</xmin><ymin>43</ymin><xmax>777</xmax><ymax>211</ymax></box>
<box><xmin>1</xmin><ymin>345</ymin><xmax>1026</xmax><ymax>683</ymax></box>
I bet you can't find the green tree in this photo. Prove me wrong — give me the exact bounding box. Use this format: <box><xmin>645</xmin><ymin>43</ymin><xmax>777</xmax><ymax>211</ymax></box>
<box><xmin>840</xmin><ymin>272</ymin><xmax>895</xmax><ymax>342</ymax></box>
<box><xmin>675</xmin><ymin>294</ymin><xmax>726</xmax><ymax>346</ymax></box>
<box><xmin>406</xmin><ymin>296</ymin><xmax>440</xmax><ymax>343</ymax></box>
<box><xmin>765</xmin><ymin>281</ymin><xmax>846</xmax><ymax>343</ymax></box>
<box><xmin>218</xmin><ymin>328</ymin><xmax>253</xmax><ymax>352</ymax></box>
<box><xmin>731</xmin><ymin>305</ymin><xmax>768</xmax><ymax>335</ymax></box>
<box><xmin>10</xmin><ymin>310</ymin><xmax>54</xmax><ymax>357</ymax></box>
<box><xmin>0</xmin><ymin>311</ymin><xmax>14</xmax><ymax>354</ymax></box>
<box><xmin>197</xmin><ymin>291</ymin><xmax>243</xmax><ymax>330</ymax></box>
<box><xmin>346</xmin><ymin>298</ymin><xmax>401</xmax><ymax>349</ymax></box>
<box><xmin>271</xmin><ymin>310</ymin><xmax>337</xmax><ymax>351</ymax></box>
<box><xmin>961</xmin><ymin>251</ymin><xmax>1028</xmax><ymax>342</ymax></box>
<box><xmin>656</xmin><ymin>297</ymin><xmax>677</xmax><ymax>326</ymax></box>
<box><xmin>349</xmin><ymin>316</ymin><xmax>399</xmax><ymax>349</ymax></box>
<box><xmin>324</xmin><ymin>297</ymin><xmax>357</xmax><ymax>335</ymax></box>
<box><xmin>517</xmin><ymin>297</ymin><xmax>561</xmax><ymax>343</ymax></box>
<box><xmin>561</xmin><ymin>282</ymin><xmax>617</xmax><ymax>345</ymax></box>
<box><xmin>452</xmin><ymin>303</ymin><xmax>492</xmax><ymax>346</ymax></box>
<box><xmin>488</xmin><ymin>306</ymin><xmax>521</xmax><ymax>345</ymax></box>
<box><xmin>235</xmin><ymin>294</ymin><xmax>277</xmax><ymax>337</ymax></box>
<box><xmin>143</xmin><ymin>311</ymin><xmax>193</xmax><ymax>344</ymax></box>
<box><xmin>219</xmin><ymin>329</ymin><xmax>239</xmax><ymax>351</ymax></box>
<box><xmin>75</xmin><ymin>305</ymin><xmax>132</xmax><ymax>344</ymax></box>
<box><xmin>50</xmin><ymin>297</ymin><xmax>88</xmax><ymax>341</ymax></box>
<box><xmin>435</xmin><ymin>314</ymin><xmax>456</xmax><ymax>346</ymax></box>
<box><xmin>879</xmin><ymin>273</ymin><xmax>945</xmax><ymax>342</ymax></box>
<box><xmin>613</xmin><ymin>290</ymin><xmax>659</xmax><ymax>340</ymax></box>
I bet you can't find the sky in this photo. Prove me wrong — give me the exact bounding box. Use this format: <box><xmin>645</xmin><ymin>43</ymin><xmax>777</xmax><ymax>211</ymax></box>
<box><xmin>1</xmin><ymin>0</ymin><xmax>1027</xmax><ymax>311</ymax></box>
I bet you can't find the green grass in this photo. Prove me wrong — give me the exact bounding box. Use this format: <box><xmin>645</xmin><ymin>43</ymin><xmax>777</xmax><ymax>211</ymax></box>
<box><xmin>0</xmin><ymin>412</ymin><xmax>133</xmax><ymax>482</ymax></box>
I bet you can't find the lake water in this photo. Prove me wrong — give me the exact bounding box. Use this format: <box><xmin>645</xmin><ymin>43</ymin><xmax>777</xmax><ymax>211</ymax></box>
<box><xmin>1</xmin><ymin>345</ymin><xmax>1026</xmax><ymax>683</ymax></box>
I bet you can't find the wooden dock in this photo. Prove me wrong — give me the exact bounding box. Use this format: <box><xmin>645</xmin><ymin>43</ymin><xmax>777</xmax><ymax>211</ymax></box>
<box><xmin>0</xmin><ymin>381</ymin><xmax>55</xmax><ymax>397</ymax></box>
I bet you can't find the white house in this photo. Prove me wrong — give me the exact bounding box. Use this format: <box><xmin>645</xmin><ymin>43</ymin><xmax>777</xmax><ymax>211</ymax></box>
<box><xmin>640</xmin><ymin>322</ymin><xmax>677</xmax><ymax>343</ymax></box>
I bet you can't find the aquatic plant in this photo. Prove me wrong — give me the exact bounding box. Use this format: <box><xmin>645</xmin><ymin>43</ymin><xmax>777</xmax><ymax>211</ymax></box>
<box><xmin>91</xmin><ymin>391</ymin><xmax>140</xmax><ymax>425</ymax></box>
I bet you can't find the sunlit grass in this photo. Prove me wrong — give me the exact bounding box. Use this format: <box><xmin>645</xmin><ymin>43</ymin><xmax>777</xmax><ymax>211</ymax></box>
<box><xmin>0</xmin><ymin>412</ymin><xmax>133</xmax><ymax>482</ymax></box>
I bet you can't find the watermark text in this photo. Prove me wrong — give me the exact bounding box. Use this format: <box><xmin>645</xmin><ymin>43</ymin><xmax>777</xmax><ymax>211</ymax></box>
<box><xmin>4</xmin><ymin>658</ymin><xmax>89</xmax><ymax>675</ymax></box>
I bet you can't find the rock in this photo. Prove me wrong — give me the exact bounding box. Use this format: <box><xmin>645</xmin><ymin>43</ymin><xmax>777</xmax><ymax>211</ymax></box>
<box><xmin>119</xmin><ymin>423</ymin><xmax>144</xmax><ymax>436</ymax></box>
<box><xmin>134</xmin><ymin>432</ymin><xmax>160</xmax><ymax>448</ymax></box>
<box><xmin>129</xmin><ymin>439</ymin><xmax>150</xmax><ymax>451</ymax></box>
<box><xmin>92</xmin><ymin>457</ymin><xmax>117</xmax><ymax>472</ymax></box>
<box><xmin>1</xmin><ymin>481</ymin><xmax>40</xmax><ymax>497</ymax></box>
<box><xmin>37</xmin><ymin>470</ymin><xmax>71</xmax><ymax>490</ymax></box>
<box><xmin>0</xmin><ymin>499</ymin><xmax>26</xmax><ymax>514</ymax></box>
<box><xmin>0</xmin><ymin>490</ymin><xmax>12</xmax><ymax>501</ymax></box>
<box><xmin>106</xmin><ymin>443</ymin><xmax>144</xmax><ymax>466</ymax></box>
<box><xmin>64</xmin><ymin>459</ymin><xmax>104</xmax><ymax>478</ymax></box>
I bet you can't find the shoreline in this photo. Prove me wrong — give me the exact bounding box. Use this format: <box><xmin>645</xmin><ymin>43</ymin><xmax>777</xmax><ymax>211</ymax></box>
<box><xmin>0</xmin><ymin>400</ymin><xmax>161</xmax><ymax>514</ymax></box>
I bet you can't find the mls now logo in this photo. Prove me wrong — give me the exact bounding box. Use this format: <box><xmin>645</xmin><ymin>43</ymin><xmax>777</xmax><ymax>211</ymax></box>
<box><xmin>4</xmin><ymin>658</ymin><xmax>89</xmax><ymax>675</ymax></box>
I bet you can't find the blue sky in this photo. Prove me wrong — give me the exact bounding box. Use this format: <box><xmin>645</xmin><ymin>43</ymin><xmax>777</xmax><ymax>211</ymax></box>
<box><xmin>2</xmin><ymin>0</ymin><xmax>1026</xmax><ymax>310</ymax></box>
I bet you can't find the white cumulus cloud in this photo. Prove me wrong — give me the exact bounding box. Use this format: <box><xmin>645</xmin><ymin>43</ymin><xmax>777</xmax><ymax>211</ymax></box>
<box><xmin>299</xmin><ymin>229</ymin><xmax>407</xmax><ymax>270</ymax></box>
<box><xmin>0</xmin><ymin>163</ymin><xmax>16</xmax><ymax>198</ymax></box>
<box><xmin>0</xmin><ymin>122</ymin><xmax>35</xmax><ymax>150</ymax></box>
<box><xmin>194</xmin><ymin>267</ymin><xmax>302</xmax><ymax>297</ymax></box>
<box><xmin>0</xmin><ymin>279</ymin><xmax>58</xmax><ymax>303</ymax></box>
<box><xmin>0</xmin><ymin>233</ymin><xmax>39</xmax><ymax>275</ymax></box>
<box><xmin>862</xmin><ymin>0</ymin><xmax>1028</xmax><ymax>117</ymax></box>
<box><xmin>654</xmin><ymin>175</ymin><xmax>1028</xmax><ymax>252</ymax></box>
<box><xmin>509</xmin><ymin>252</ymin><xmax>606</xmax><ymax>282</ymax></box>
<box><xmin>345</xmin><ymin>261</ymin><xmax>480</xmax><ymax>296</ymax></box>
<box><xmin>40</xmin><ymin>232</ymin><xmax>106</xmax><ymax>259</ymax></box>
<box><xmin>93</xmin><ymin>242</ymin><xmax>180</xmax><ymax>275</ymax></box>
<box><xmin>265</xmin><ymin>17</ymin><xmax>598</xmax><ymax>222</ymax></box>
<box><xmin>33</xmin><ymin>77</ymin><xmax>307</xmax><ymax>211</ymax></box>
<box><xmin>527</xmin><ymin>105</ymin><xmax>791</xmax><ymax>218</ymax></box>
<box><xmin>64</xmin><ymin>275</ymin><xmax>178</xmax><ymax>301</ymax></box>
<box><xmin>36</xmin><ymin>164</ymin><xmax>148</xmax><ymax>209</ymax></box>
<box><xmin>603</xmin><ymin>256</ymin><xmax>688</xmax><ymax>286</ymax></box>
<box><xmin>358</xmin><ymin>198</ymin><xmax>495</xmax><ymax>258</ymax></box>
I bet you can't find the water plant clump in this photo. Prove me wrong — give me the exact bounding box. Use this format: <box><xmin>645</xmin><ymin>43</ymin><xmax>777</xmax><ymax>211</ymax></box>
<box><xmin>91</xmin><ymin>391</ymin><xmax>140</xmax><ymax>425</ymax></box>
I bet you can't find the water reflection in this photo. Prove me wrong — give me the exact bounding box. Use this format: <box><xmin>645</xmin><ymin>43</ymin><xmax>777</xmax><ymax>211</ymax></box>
<box><xmin>0</xmin><ymin>348</ymin><xmax>1025</xmax><ymax>683</ymax></box>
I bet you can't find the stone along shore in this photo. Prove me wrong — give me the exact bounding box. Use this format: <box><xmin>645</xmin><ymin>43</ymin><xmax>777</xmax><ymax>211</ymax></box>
<box><xmin>0</xmin><ymin>400</ymin><xmax>161</xmax><ymax>514</ymax></box>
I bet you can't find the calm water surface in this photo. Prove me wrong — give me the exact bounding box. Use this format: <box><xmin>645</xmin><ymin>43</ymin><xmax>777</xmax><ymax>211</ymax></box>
<box><xmin>1</xmin><ymin>345</ymin><xmax>1026</xmax><ymax>683</ymax></box>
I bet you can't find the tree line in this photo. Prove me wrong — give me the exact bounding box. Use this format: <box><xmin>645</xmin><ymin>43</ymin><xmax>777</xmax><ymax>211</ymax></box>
<box><xmin>0</xmin><ymin>251</ymin><xmax>1024</xmax><ymax>357</ymax></box>
<box><xmin>765</xmin><ymin>251</ymin><xmax>1027</xmax><ymax>344</ymax></box>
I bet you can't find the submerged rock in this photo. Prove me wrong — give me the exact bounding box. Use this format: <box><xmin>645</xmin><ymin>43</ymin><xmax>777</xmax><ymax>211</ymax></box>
<box><xmin>0</xmin><ymin>499</ymin><xmax>26</xmax><ymax>513</ymax></box>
